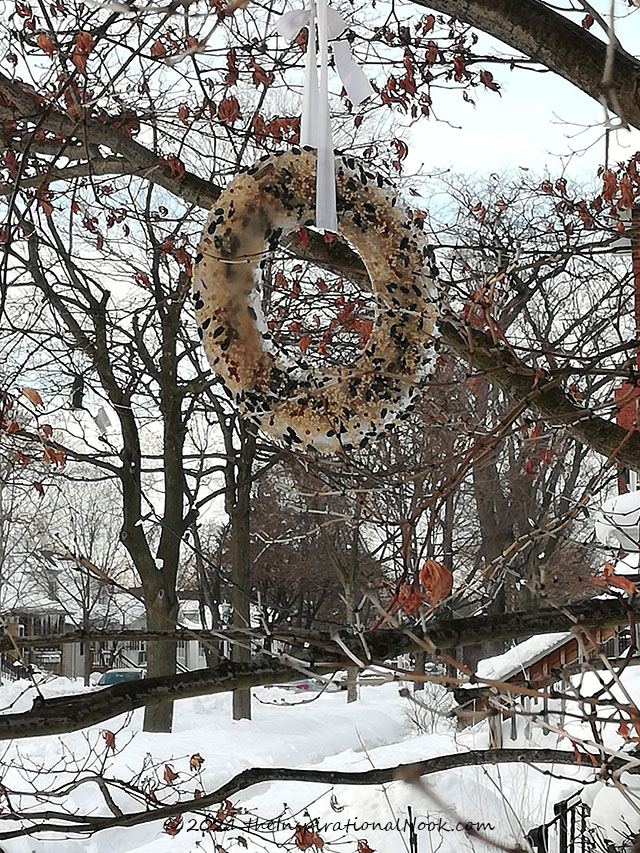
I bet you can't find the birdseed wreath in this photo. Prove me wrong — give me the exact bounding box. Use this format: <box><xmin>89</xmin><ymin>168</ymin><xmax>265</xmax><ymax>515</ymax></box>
<box><xmin>193</xmin><ymin>148</ymin><xmax>438</xmax><ymax>453</ymax></box>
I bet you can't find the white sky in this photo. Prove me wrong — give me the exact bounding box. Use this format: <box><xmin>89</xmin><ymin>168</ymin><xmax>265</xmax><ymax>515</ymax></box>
<box><xmin>407</xmin><ymin>11</ymin><xmax>640</xmax><ymax>183</ymax></box>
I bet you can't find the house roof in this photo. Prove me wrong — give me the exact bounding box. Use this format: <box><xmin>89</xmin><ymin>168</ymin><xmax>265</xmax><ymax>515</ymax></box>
<box><xmin>471</xmin><ymin>631</ymin><xmax>573</xmax><ymax>684</ymax></box>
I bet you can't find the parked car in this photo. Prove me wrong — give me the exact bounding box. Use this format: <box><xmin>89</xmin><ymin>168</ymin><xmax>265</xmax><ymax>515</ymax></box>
<box><xmin>279</xmin><ymin>678</ymin><xmax>342</xmax><ymax>693</ymax></box>
<box><xmin>96</xmin><ymin>668</ymin><xmax>145</xmax><ymax>686</ymax></box>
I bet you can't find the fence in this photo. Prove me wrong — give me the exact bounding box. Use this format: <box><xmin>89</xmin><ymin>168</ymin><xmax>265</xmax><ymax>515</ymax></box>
<box><xmin>0</xmin><ymin>653</ymin><xmax>21</xmax><ymax>682</ymax></box>
<box><xmin>525</xmin><ymin>793</ymin><xmax>591</xmax><ymax>853</ymax></box>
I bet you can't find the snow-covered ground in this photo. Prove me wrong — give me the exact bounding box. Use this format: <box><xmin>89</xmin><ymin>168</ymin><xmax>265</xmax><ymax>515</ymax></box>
<box><xmin>0</xmin><ymin>669</ymin><xmax>638</xmax><ymax>852</ymax></box>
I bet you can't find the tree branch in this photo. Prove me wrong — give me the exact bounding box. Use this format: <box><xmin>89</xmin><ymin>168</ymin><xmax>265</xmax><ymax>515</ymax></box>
<box><xmin>294</xmin><ymin>233</ymin><xmax>640</xmax><ymax>470</ymax></box>
<box><xmin>0</xmin><ymin>72</ymin><xmax>219</xmax><ymax>208</ymax></box>
<box><xmin>0</xmin><ymin>747</ymin><xmax>626</xmax><ymax>838</ymax></box>
<box><xmin>0</xmin><ymin>156</ymin><xmax>133</xmax><ymax>195</ymax></box>
<box><xmin>1</xmin><ymin>596</ymin><xmax>637</xmax><ymax>739</ymax></box>
<box><xmin>420</xmin><ymin>0</ymin><xmax>640</xmax><ymax>129</ymax></box>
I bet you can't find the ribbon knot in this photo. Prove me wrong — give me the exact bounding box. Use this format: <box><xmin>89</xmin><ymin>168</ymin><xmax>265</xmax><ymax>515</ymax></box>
<box><xmin>276</xmin><ymin>0</ymin><xmax>373</xmax><ymax>231</ymax></box>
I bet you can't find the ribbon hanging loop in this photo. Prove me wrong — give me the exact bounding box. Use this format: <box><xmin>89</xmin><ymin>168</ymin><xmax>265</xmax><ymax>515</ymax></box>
<box><xmin>275</xmin><ymin>1</ymin><xmax>373</xmax><ymax>231</ymax></box>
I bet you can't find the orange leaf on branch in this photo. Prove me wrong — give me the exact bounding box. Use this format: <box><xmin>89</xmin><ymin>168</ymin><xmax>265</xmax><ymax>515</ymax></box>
<box><xmin>151</xmin><ymin>39</ymin><xmax>166</xmax><ymax>58</ymax></box>
<box><xmin>297</xmin><ymin>227</ymin><xmax>309</xmax><ymax>250</ymax></box>
<box><xmin>589</xmin><ymin>562</ymin><xmax>638</xmax><ymax>596</ymax></box>
<box><xmin>163</xmin><ymin>764</ymin><xmax>178</xmax><ymax>784</ymax></box>
<box><xmin>479</xmin><ymin>70</ymin><xmax>500</xmax><ymax>92</ymax></box>
<box><xmin>21</xmin><ymin>387</ymin><xmax>43</xmax><ymax>407</ymax></box>
<box><xmin>43</xmin><ymin>445</ymin><xmax>66</xmax><ymax>468</ymax></box>
<box><xmin>216</xmin><ymin>799</ymin><xmax>235</xmax><ymax>822</ymax></box>
<box><xmin>295</xmin><ymin>27</ymin><xmax>308</xmax><ymax>52</ymax></box>
<box><xmin>71</xmin><ymin>31</ymin><xmax>94</xmax><ymax>73</ymax></box>
<box><xmin>225</xmin><ymin>48</ymin><xmax>238</xmax><ymax>85</ymax></box>
<box><xmin>602</xmin><ymin>169</ymin><xmax>617</xmax><ymax>201</ymax></box>
<box><xmin>419</xmin><ymin>558</ymin><xmax>452</xmax><ymax>605</ymax></box>
<box><xmin>36</xmin><ymin>32</ymin><xmax>54</xmax><ymax>57</ymax></box>
<box><xmin>103</xmin><ymin>730</ymin><xmax>116</xmax><ymax>750</ymax></box>
<box><xmin>252</xmin><ymin>113</ymin><xmax>268</xmax><ymax>142</ymax></box>
<box><xmin>453</xmin><ymin>54</ymin><xmax>470</xmax><ymax>82</ymax></box>
<box><xmin>250</xmin><ymin>58</ymin><xmax>273</xmax><ymax>88</ymax></box>
<box><xmin>391</xmin><ymin>138</ymin><xmax>408</xmax><ymax>162</ymax></box>
<box><xmin>37</xmin><ymin>191</ymin><xmax>54</xmax><ymax>215</ymax></box>
<box><xmin>357</xmin><ymin>320</ymin><xmax>373</xmax><ymax>347</ymax></box>
<box><xmin>396</xmin><ymin>584</ymin><xmax>425</xmax><ymax>616</ymax></box>
<box><xmin>537</xmin><ymin>447</ymin><xmax>552</xmax><ymax>465</ymax></box>
<box><xmin>218</xmin><ymin>96</ymin><xmax>241</xmax><ymax>124</ymax></box>
<box><xmin>295</xmin><ymin>825</ymin><xmax>324</xmax><ymax>851</ymax></box>
<box><xmin>189</xmin><ymin>752</ymin><xmax>205</xmax><ymax>771</ymax></box>
<box><xmin>618</xmin><ymin>175</ymin><xmax>634</xmax><ymax>210</ymax></box>
<box><xmin>2</xmin><ymin>151</ymin><xmax>17</xmax><ymax>179</ymax></box>
<box><xmin>298</xmin><ymin>334</ymin><xmax>312</xmax><ymax>354</ymax></box>
<box><xmin>426</xmin><ymin>40</ymin><xmax>438</xmax><ymax>64</ymax></box>
<box><xmin>618</xmin><ymin>720</ymin><xmax>630</xmax><ymax>739</ymax></box>
<box><xmin>173</xmin><ymin>246</ymin><xmax>191</xmax><ymax>274</ymax></box>
<box><xmin>164</xmin><ymin>815</ymin><xmax>183</xmax><ymax>836</ymax></box>
<box><xmin>164</xmin><ymin>155</ymin><xmax>185</xmax><ymax>178</ymax></box>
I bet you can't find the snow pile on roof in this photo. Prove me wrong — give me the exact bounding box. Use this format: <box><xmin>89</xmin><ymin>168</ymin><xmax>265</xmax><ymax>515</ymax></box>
<box><xmin>614</xmin><ymin>551</ymin><xmax>640</xmax><ymax>576</ymax></box>
<box><xmin>475</xmin><ymin>631</ymin><xmax>571</xmax><ymax>682</ymax></box>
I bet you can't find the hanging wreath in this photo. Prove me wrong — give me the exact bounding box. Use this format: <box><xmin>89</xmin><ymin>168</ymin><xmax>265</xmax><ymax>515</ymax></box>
<box><xmin>193</xmin><ymin>148</ymin><xmax>438</xmax><ymax>453</ymax></box>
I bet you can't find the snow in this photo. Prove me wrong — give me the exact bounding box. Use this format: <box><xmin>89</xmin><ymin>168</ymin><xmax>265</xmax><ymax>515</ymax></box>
<box><xmin>596</xmin><ymin>491</ymin><xmax>640</xmax><ymax>552</ymax></box>
<box><xmin>615</xmin><ymin>551</ymin><xmax>640</xmax><ymax>576</ymax></box>
<box><xmin>0</xmin><ymin>659</ymin><xmax>639</xmax><ymax>852</ymax></box>
<box><xmin>472</xmin><ymin>632</ymin><xmax>571</xmax><ymax>683</ymax></box>
<box><xmin>0</xmin><ymin>674</ymin><xmax>589</xmax><ymax>853</ymax></box>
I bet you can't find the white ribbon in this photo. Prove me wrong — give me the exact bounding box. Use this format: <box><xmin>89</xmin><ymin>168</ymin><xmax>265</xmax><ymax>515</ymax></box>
<box><xmin>276</xmin><ymin>1</ymin><xmax>373</xmax><ymax>231</ymax></box>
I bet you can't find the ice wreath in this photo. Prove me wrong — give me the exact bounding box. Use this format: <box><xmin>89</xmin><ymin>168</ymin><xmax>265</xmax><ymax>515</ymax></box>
<box><xmin>193</xmin><ymin>148</ymin><xmax>439</xmax><ymax>453</ymax></box>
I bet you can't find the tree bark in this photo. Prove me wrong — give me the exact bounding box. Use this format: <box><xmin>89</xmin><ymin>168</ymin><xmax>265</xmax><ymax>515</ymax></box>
<box><xmin>231</xmin><ymin>422</ymin><xmax>257</xmax><ymax>721</ymax></box>
<box><xmin>142</xmin><ymin>576</ymin><xmax>179</xmax><ymax>732</ymax></box>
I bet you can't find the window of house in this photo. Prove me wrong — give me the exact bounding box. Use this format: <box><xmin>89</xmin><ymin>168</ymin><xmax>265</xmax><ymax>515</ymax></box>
<box><xmin>34</xmin><ymin>614</ymin><xmax>61</xmax><ymax>635</ymax></box>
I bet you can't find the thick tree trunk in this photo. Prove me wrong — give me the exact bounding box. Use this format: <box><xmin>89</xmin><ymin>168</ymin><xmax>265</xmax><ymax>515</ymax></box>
<box><xmin>231</xmin><ymin>503</ymin><xmax>252</xmax><ymax>721</ymax></box>
<box><xmin>83</xmin><ymin>643</ymin><xmax>92</xmax><ymax>686</ymax></box>
<box><xmin>230</xmin><ymin>423</ymin><xmax>256</xmax><ymax>721</ymax></box>
<box><xmin>464</xmin><ymin>380</ymin><xmax>515</xmax><ymax>663</ymax></box>
<box><xmin>413</xmin><ymin>651</ymin><xmax>426</xmax><ymax>692</ymax></box>
<box><xmin>82</xmin><ymin>604</ymin><xmax>91</xmax><ymax>687</ymax></box>
<box><xmin>345</xmin><ymin>583</ymin><xmax>358</xmax><ymax>705</ymax></box>
<box><xmin>344</xmin><ymin>511</ymin><xmax>361</xmax><ymax>705</ymax></box>
<box><xmin>142</xmin><ymin>578</ymin><xmax>178</xmax><ymax>732</ymax></box>
<box><xmin>192</xmin><ymin>523</ymin><xmax>223</xmax><ymax>665</ymax></box>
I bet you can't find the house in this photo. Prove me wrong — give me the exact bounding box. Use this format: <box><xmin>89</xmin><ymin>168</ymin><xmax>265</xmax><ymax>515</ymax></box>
<box><xmin>452</xmin><ymin>625</ymin><xmax>636</xmax><ymax>746</ymax></box>
<box><xmin>0</xmin><ymin>572</ymin><xmax>234</xmax><ymax>680</ymax></box>
<box><xmin>116</xmin><ymin>599</ymin><xmax>230</xmax><ymax>673</ymax></box>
